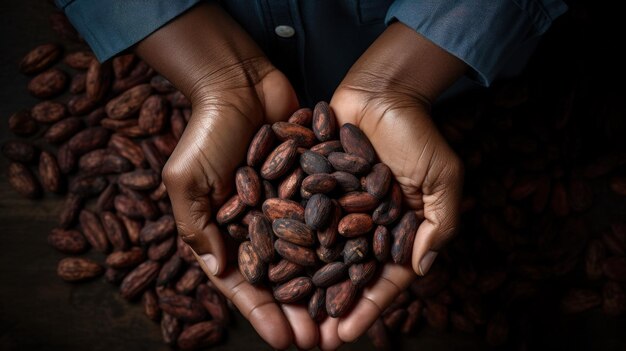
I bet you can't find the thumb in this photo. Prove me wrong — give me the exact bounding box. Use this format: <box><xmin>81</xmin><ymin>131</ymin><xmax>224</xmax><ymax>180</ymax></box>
<box><xmin>163</xmin><ymin>164</ymin><xmax>227</xmax><ymax>276</ymax></box>
<box><xmin>411</xmin><ymin>158</ymin><xmax>463</xmax><ymax>276</ymax></box>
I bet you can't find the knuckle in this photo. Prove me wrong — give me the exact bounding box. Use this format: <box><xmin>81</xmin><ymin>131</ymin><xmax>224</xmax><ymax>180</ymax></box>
<box><xmin>161</xmin><ymin>159</ymin><xmax>188</xmax><ymax>188</ymax></box>
<box><xmin>176</xmin><ymin>221</ymin><xmax>199</xmax><ymax>248</ymax></box>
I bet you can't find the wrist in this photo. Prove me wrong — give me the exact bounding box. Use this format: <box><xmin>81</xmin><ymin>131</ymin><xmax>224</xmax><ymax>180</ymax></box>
<box><xmin>135</xmin><ymin>2</ymin><xmax>274</xmax><ymax>120</ymax></box>
<box><xmin>337</xmin><ymin>22</ymin><xmax>467</xmax><ymax>107</ymax></box>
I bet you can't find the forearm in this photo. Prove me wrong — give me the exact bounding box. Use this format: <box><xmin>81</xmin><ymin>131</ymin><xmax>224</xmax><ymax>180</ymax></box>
<box><xmin>134</xmin><ymin>3</ymin><xmax>273</xmax><ymax>107</ymax></box>
<box><xmin>339</xmin><ymin>21</ymin><xmax>467</xmax><ymax>106</ymax></box>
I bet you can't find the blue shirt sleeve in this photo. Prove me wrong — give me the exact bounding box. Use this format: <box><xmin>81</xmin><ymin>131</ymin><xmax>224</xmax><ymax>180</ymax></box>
<box><xmin>386</xmin><ymin>0</ymin><xmax>568</xmax><ymax>86</ymax></box>
<box><xmin>55</xmin><ymin>0</ymin><xmax>203</xmax><ymax>62</ymax></box>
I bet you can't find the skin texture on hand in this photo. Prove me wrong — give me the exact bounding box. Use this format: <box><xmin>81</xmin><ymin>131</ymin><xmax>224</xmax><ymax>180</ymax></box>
<box><xmin>135</xmin><ymin>3</ymin><xmax>319</xmax><ymax>349</ymax></box>
<box><xmin>320</xmin><ymin>22</ymin><xmax>467</xmax><ymax>350</ymax></box>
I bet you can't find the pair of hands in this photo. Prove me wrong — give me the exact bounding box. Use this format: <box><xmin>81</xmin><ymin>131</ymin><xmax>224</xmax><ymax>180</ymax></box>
<box><xmin>136</xmin><ymin>3</ymin><xmax>464</xmax><ymax>349</ymax></box>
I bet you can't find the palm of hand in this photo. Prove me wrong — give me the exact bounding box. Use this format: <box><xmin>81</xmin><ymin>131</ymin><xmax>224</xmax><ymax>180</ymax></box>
<box><xmin>316</xmin><ymin>89</ymin><xmax>462</xmax><ymax>348</ymax></box>
<box><xmin>164</xmin><ymin>69</ymin><xmax>323</xmax><ymax>350</ymax></box>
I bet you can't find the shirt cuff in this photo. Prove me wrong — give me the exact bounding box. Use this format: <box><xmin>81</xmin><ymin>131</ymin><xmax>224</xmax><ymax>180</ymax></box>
<box><xmin>385</xmin><ymin>0</ymin><xmax>568</xmax><ymax>86</ymax></box>
<box><xmin>55</xmin><ymin>0</ymin><xmax>203</xmax><ymax>62</ymax></box>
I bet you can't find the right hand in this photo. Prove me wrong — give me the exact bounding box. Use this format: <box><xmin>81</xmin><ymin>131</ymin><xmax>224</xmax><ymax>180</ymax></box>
<box><xmin>136</xmin><ymin>4</ymin><xmax>318</xmax><ymax>349</ymax></box>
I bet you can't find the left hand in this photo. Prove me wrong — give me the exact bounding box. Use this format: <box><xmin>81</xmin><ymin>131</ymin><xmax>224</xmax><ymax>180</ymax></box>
<box><xmin>319</xmin><ymin>22</ymin><xmax>467</xmax><ymax>350</ymax></box>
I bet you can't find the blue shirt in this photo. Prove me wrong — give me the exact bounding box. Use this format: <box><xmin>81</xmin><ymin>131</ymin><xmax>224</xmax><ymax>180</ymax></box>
<box><xmin>55</xmin><ymin>0</ymin><xmax>567</xmax><ymax>104</ymax></box>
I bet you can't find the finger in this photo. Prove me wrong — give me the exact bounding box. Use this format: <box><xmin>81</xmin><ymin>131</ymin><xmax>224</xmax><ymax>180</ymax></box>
<box><xmin>319</xmin><ymin>317</ymin><xmax>343</xmax><ymax>351</ymax></box>
<box><xmin>412</xmin><ymin>164</ymin><xmax>462</xmax><ymax>276</ymax></box>
<box><xmin>195</xmin><ymin>258</ymin><xmax>294</xmax><ymax>349</ymax></box>
<box><xmin>164</xmin><ymin>166</ymin><xmax>227</xmax><ymax>275</ymax></box>
<box><xmin>258</xmin><ymin>70</ymin><xmax>299</xmax><ymax>123</ymax></box>
<box><xmin>281</xmin><ymin>304</ymin><xmax>319</xmax><ymax>350</ymax></box>
<box><xmin>337</xmin><ymin>264</ymin><xmax>415</xmax><ymax>342</ymax></box>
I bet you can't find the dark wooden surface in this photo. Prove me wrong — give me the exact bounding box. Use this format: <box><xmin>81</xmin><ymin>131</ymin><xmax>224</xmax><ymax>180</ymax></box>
<box><xmin>1</xmin><ymin>1</ymin><xmax>625</xmax><ymax>351</ymax></box>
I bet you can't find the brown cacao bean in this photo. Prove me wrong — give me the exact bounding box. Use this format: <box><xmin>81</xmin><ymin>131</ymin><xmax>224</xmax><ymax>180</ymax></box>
<box><xmin>119</xmin><ymin>169</ymin><xmax>160</xmax><ymax>190</ymax></box>
<box><xmin>302</xmin><ymin>173</ymin><xmax>337</xmax><ymax>194</ymax></box>
<box><xmin>287</xmin><ymin>107</ymin><xmax>312</xmax><ymax>126</ymax></box>
<box><xmin>196</xmin><ymin>284</ymin><xmax>230</xmax><ymax>325</ymax></box>
<box><xmin>142</xmin><ymin>290</ymin><xmax>161</xmax><ymax>321</ymax></box>
<box><xmin>268</xmin><ymin>259</ymin><xmax>304</xmax><ymax>284</ymax></box>
<box><xmin>338</xmin><ymin>213</ymin><xmax>373</xmax><ymax>237</ymax></box>
<box><xmin>262</xmin><ymin>198</ymin><xmax>305</xmax><ymax>222</ymax></box>
<box><xmin>349</xmin><ymin>260</ymin><xmax>377</xmax><ymax>287</ymax></box>
<box><xmin>260</xmin><ymin>139</ymin><xmax>298</xmax><ymax>180</ymax></box>
<box><xmin>8</xmin><ymin>162</ymin><xmax>40</xmax><ymax>198</ymax></box>
<box><xmin>58</xmin><ymin>194</ymin><xmax>82</xmax><ymax>229</ymax></box>
<box><xmin>28</xmin><ymin>68</ymin><xmax>67</xmax><ymax>98</ymax></box>
<box><xmin>235</xmin><ymin>166</ymin><xmax>262</xmax><ymax>206</ymax></box>
<box><xmin>274</xmin><ymin>239</ymin><xmax>317</xmax><ymax>266</ymax></box>
<box><xmin>2</xmin><ymin>140</ymin><xmax>36</xmax><ymax>162</ymax></box>
<box><xmin>138</xmin><ymin>95</ymin><xmax>168</xmax><ymax>134</ymax></box>
<box><xmin>57</xmin><ymin>257</ymin><xmax>103</xmax><ymax>282</ymax></box>
<box><xmin>161</xmin><ymin>313</ymin><xmax>182</xmax><ymax>346</ymax></box>
<box><xmin>278</xmin><ymin>167</ymin><xmax>305</xmax><ymax>199</ymax></box>
<box><xmin>328</xmin><ymin>152</ymin><xmax>370</xmax><ymax>174</ymax></box>
<box><xmin>272</xmin><ymin>218</ymin><xmax>315</xmax><ymax>247</ymax></box>
<box><xmin>343</xmin><ymin>237</ymin><xmax>369</xmax><ymax>264</ymax></box>
<box><xmin>101</xmin><ymin>211</ymin><xmax>129</xmax><ymax>251</ymax></box>
<box><xmin>38</xmin><ymin>151</ymin><xmax>62</xmax><ymax>193</ymax></box>
<box><xmin>216</xmin><ymin>195</ymin><xmax>246</xmax><ymax>225</ymax></box>
<box><xmin>308</xmin><ymin>287</ymin><xmax>327</xmax><ymax>322</ymax></box>
<box><xmin>338</xmin><ymin>191</ymin><xmax>379</xmax><ymax>213</ymax></box>
<box><xmin>157</xmin><ymin>255</ymin><xmax>184</xmax><ymax>286</ymax></box>
<box><xmin>31</xmin><ymin>100</ymin><xmax>66</xmax><ymax>123</ymax></box>
<box><xmin>177</xmin><ymin>321</ymin><xmax>223</xmax><ymax>350</ymax></box>
<box><xmin>273</xmin><ymin>276</ymin><xmax>314</xmax><ymax>303</ymax></box>
<box><xmin>105</xmin><ymin>247</ymin><xmax>145</xmax><ymax>269</ymax></box>
<box><xmin>310</xmin><ymin>140</ymin><xmax>343</xmax><ymax>156</ymax></box>
<box><xmin>19</xmin><ymin>43</ymin><xmax>61</xmax><ymax>74</ymax></box>
<box><xmin>120</xmin><ymin>260</ymin><xmax>161</xmax><ymax>300</ymax></box>
<box><xmin>44</xmin><ymin>117</ymin><xmax>84</xmax><ymax>144</ymax></box>
<box><xmin>69</xmin><ymin>72</ymin><xmax>86</xmax><ymax>94</ymax></box>
<box><xmin>68</xmin><ymin>127</ymin><xmax>110</xmax><ymax>156</ymax></box>
<box><xmin>79</xmin><ymin>209</ymin><xmax>110</xmax><ymax>253</ymax></box>
<box><xmin>326</xmin><ymin>279</ymin><xmax>358</xmax><ymax>318</ymax></box>
<box><xmin>305</xmin><ymin>193</ymin><xmax>333</xmax><ymax>230</ymax></box>
<box><xmin>312</xmin><ymin>262</ymin><xmax>347</xmax><ymax>287</ymax></box>
<box><xmin>86</xmin><ymin>59</ymin><xmax>111</xmax><ymax>101</ymax></box>
<box><xmin>340</xmin><ymin>123</ymin><xmax>376</xmax><ymax>164</ymax></box>
<box><xmin>373</xmin><ymin>225</ymin><xmax>391</xmax><ymax>262</ymax></box>
<box><xmin>247</xmin><ymin>124</ymin><xmax>275</xmax><ymax>167</ymax></box>
<box><xmin>249</xmin><ymin>214</ymin><xmax>274</xmax><ymax>263</ymax></box>
<box><xmin>175</xmin><ymin>267</ymin><xmax>206</xmax><ymax>295</ymax></box>
<box><xmin>105</xmin><ymin>83</ymin><xmax>152</xmax><ymax>120</ymax></box>
<box><xmin>317</xmin><ymin>200</ymin><xmax>341</xmax><ymax>247</ymax></box>
<box><xmin>159</xmin><ymin>295</ymin><xmax>206</xmax><ymax>322</ymax></box>
<box><xmin>391</xmin><ymin>211</ymin><xmax>419</xmax><ymax>264</ymax></box>
<box><xmin>64</xmin><ymin>51</ymin><xmax>95</xmax><ymax>69</ymax></box>
<box><xmin>238</xmin><ymin>241</ymin><xmax>265</xmax><ymax>284</ymax></box>
<box><xmin>8</xmin><ymin>110</ymin><xmax>38</xmax><ymax>136</ymax></box>
<box><xmin>140</xmin><ymin>215</ymin><xmax>176</xmax><ymax>245</ymax></box>
<box><xmin>317</xmin><ymin>243</ymin><xmax>344</xmax><ymax>263</ymax></box>
<box><xmin>300</xmin><ymin>150</ymin><xmax>333</xmax><ymax>174</ymax></box>
<box><xmin>272</xmin><ymin>122</ymin><xmax>317</xmax><ymax>147</ymax></box>
<box><xmin>312</xmin><ymin>101</ymin><xmax>336</xmax><ymax>142</ymax></box>
<box><xmin>48</xmin><ymin>228</ymin><xmax>88</xmax><ymax>254</ymax></box>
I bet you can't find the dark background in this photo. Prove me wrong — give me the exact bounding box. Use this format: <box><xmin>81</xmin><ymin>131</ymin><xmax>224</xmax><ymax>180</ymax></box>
<box><xmin>1</xmin><ymin>1</ymin><xmax>625</xmax><ymax>350</ymax></box>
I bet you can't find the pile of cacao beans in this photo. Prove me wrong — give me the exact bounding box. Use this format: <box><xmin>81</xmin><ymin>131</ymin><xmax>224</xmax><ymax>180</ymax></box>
<box><xmin>215</xmin><ymin>103</ymin><xmax>418</xmax><ymax>320</ymax></box>
<box><xmin>5</xmin><ymin>12</ymin><xmax>228</xmax><ymax>350</ymax></box>
<box><xmin>3</xmin><ymin>5</ymin><xmax>626</xmax><ymax>350</ymax></box>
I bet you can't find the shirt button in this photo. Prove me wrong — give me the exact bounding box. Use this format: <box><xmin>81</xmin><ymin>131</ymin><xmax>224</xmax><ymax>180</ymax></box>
<box><xmin>275</xmin><ymin>25</ymin><xmax>295</xmax><ymax>38</ymax></box>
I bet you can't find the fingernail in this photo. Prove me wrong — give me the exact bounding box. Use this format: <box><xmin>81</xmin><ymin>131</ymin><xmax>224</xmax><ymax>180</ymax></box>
<box><xmin>200</xmin><ymin>254</ymin><xmax>219</xmax><ymax>275</ymax></box>
<box><xmin>418</xmin><ymin>251</ymin><xmax>438</xmax><ymax>276</ymax></box>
